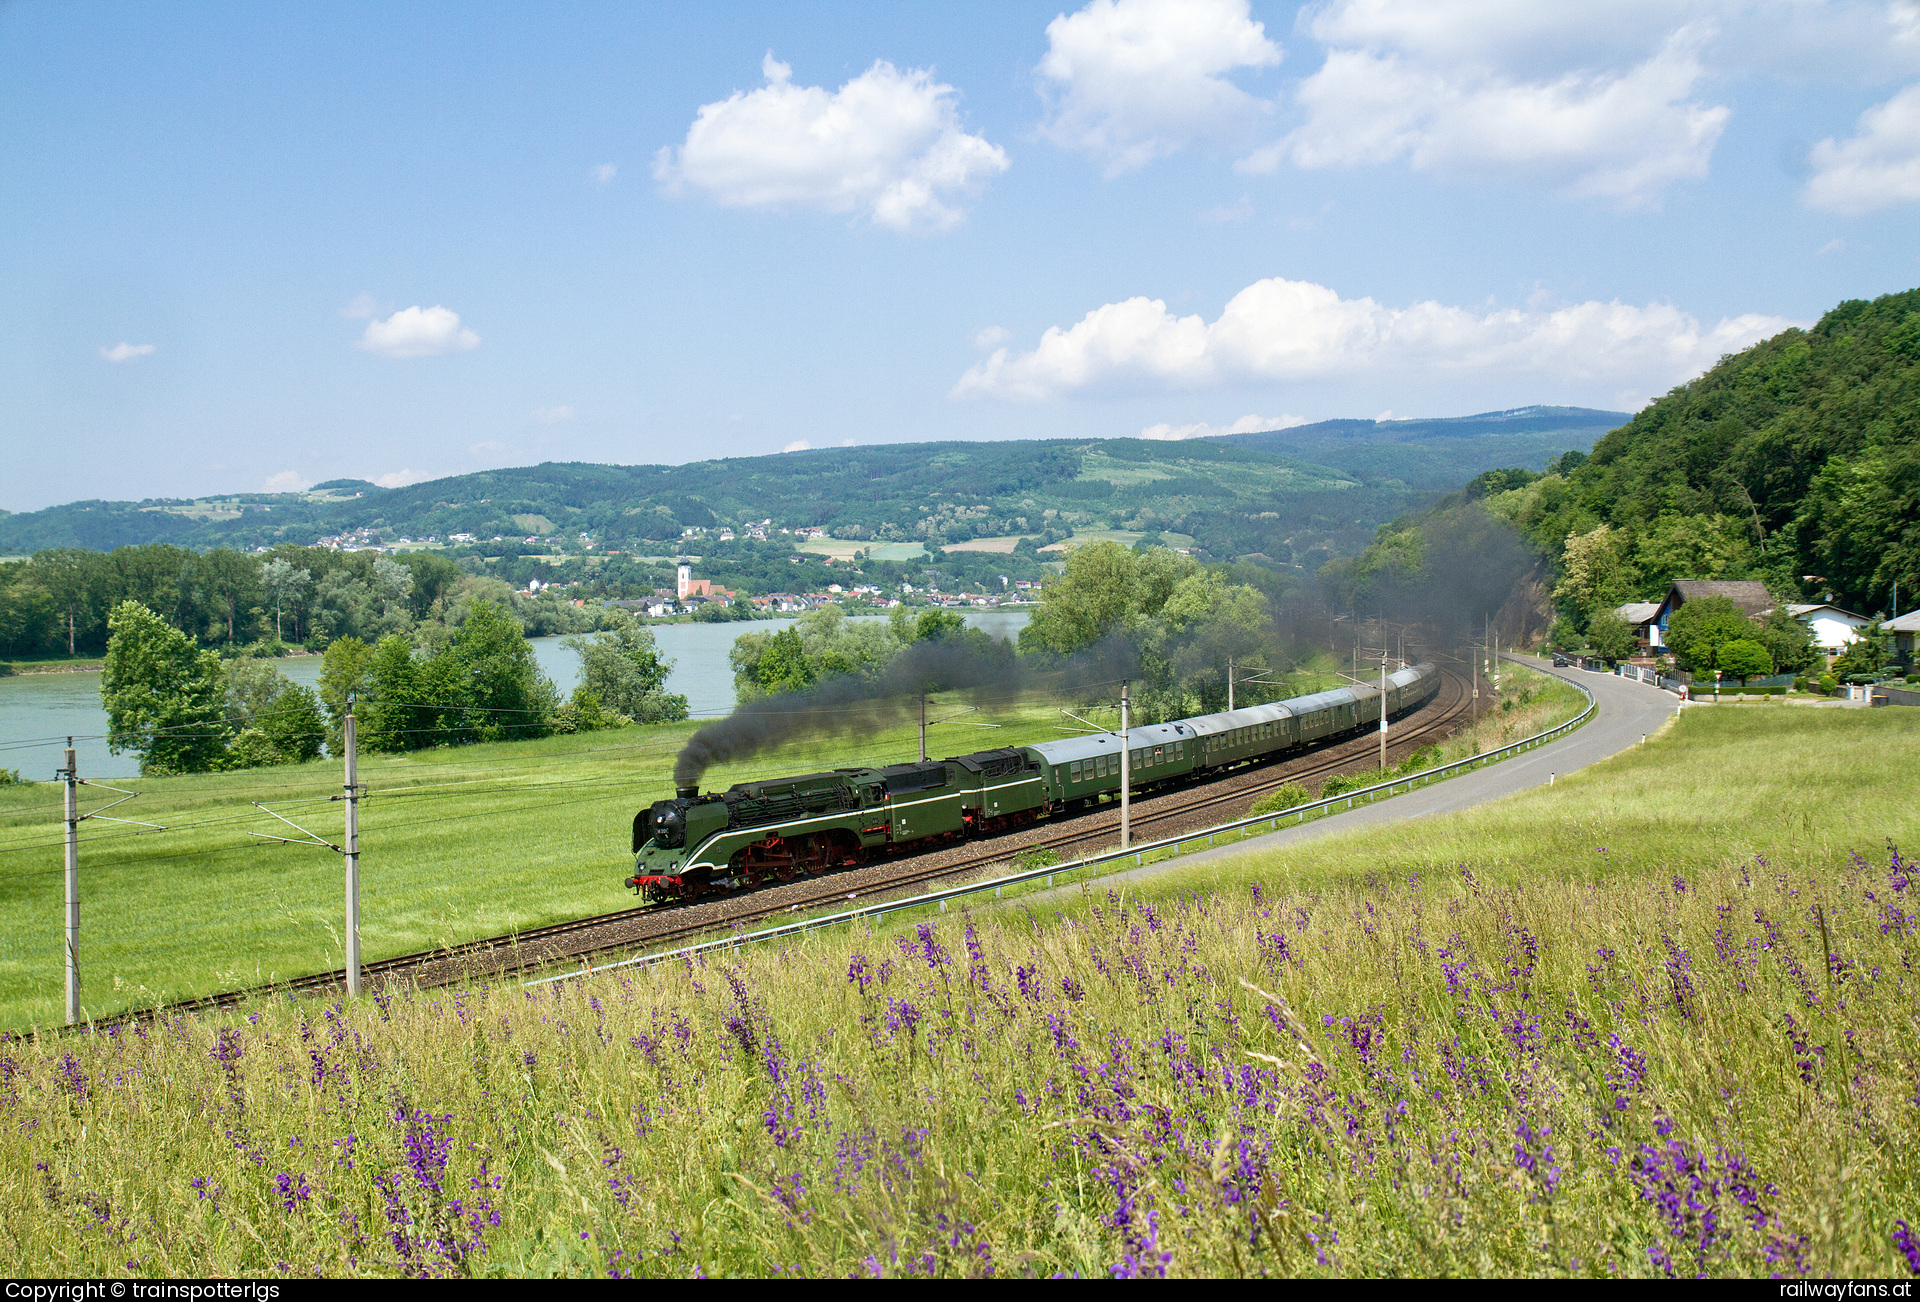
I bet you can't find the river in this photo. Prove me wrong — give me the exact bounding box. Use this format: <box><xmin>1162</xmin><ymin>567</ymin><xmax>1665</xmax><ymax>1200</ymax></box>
<box><xmin>0</xmin><ymin>610</ymin><xmax>1030</xmax><ymax>781</ymax></box>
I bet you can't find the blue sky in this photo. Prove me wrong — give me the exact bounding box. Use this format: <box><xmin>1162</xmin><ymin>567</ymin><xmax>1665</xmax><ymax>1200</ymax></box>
<box><xmin>4</xmin><ymin>0</ymin><xmax>1918</xmax><ymax>511</ymax></box>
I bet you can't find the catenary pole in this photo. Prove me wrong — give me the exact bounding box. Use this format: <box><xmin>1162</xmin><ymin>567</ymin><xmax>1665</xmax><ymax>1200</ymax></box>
<box><xmin>1379</xmin><ymin>657</ymin><xmax>1389</xmax><ymax>771</ymax></box>
<box><xmin>1227</xmin><ymin>656</ymin><xmax>1234</xmax><ymax>712</ymax></box>
<box><xmin>1119</xmin><ymin>682</ymin><xmax>1131</xmax><ymax>850</ymax></box>
<box><xmin>62</xmin><ymin>739</ymin><xmax>79</xmax><ymax>1026</ymax></box>
<box><xmin>919</xmin><ymin>695</ymin><xmax>928</xmax><ymax>763</ymax></box>
<box><xmin>344</xmin><ymin>701</ymin><xmax>361</xmax><ymax>997</ymax></box>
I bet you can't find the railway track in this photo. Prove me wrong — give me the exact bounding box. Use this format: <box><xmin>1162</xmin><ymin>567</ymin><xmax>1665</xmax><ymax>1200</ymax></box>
<box><xmin>152</xmin><ymin>668</ymin><xmax>1471</xmax><ymax>1018</ymax></box>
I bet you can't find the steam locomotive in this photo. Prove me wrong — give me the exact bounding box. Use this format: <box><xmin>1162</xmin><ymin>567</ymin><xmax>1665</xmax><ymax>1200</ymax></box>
<box><xmin>627</xmin><ymin>662</ymin><xmax>1440</xmax><ymax>902</ymax></box>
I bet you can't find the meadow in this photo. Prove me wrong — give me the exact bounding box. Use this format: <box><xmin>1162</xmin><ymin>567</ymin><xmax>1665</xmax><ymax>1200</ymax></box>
<box><xmin>2</xmin><ymin>704</ymin><xmax>1916</xmax><ymax>1276</ymax></box>
<box><xmin>0</xmin><ymin>656</ymin><xmax>1338</xmax><ymax>1031</ymax></box>
<box><xmin>0</xmin><ymin>692</ymin><xmax>1093</xmax><ymax>1030</ymax></box>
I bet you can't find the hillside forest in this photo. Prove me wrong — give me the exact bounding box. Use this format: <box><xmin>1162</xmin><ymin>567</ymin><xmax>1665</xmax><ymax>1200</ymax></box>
<box><xmin>1323</xmin><ymin>287</ymin><xmax>1920</xmax><ymax>656</ymax></box>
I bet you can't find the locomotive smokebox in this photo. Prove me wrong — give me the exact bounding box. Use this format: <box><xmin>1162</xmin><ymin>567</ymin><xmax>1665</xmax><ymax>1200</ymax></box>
<box><xmin>676</xmin><ymin>784</ymin><xmax>699</xmax><ymax>801</ymax></box>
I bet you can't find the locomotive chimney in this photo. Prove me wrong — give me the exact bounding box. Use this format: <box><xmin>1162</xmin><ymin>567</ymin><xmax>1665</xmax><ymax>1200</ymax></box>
<box><xmin>676</xmin><ymin>784</ymin><xmax>699</xmax><ymax>800</ymax></box>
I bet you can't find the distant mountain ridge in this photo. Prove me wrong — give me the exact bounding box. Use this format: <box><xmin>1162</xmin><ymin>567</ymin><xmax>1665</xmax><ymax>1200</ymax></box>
<box><xmin>0</xmin><ymin>409</ymin><xmax>1623</xmax><ymax>563</ymax></box>
<box><xmin>1208</xmin><ymin>406</ymin><xmax>1629</xmax><ymax>491</ymax></box>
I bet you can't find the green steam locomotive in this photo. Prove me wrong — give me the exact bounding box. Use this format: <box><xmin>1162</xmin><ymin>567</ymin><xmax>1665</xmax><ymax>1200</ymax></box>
<box><xmin>627</xmin><ymin>662</ymin><xmax>1439</xmax><ymax>903</ymax></box>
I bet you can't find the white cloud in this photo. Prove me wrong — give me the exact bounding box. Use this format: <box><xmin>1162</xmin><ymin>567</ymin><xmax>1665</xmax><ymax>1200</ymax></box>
<box><xmin>655</xmin><ymin>53</ymin><xmax>1008</xmax><ymax>231</ymax></box>
<box><xmin>355</xmin><ymin>306</ymin><xmax>480</xmax><ymax>359</ymax></box>
<box><xmin>1038</xmin><ymin>0</ymin><xmax>1281</xmax><ymax>175</ymax></box>
<box><xmin>532</xmin><ymin>405</ymin><xmax>576</xmax><ymax>424</ymax></box>
<box><xmin>1816</xmin><ymin>238</ymin><xmax>1847</xmax><ymax>256</ymax></box>
<box><xmin>842</xmin><ymin>438</ymin><xmax>856</xmax><ymax>446</ymax></box>
<box><xmin>1805</xmin><ymin>82</ymin><xmax>1920</xmax><ymax>214</ymax></box>
<box><xmin>338</xmin><ymin>292</ymin><xmax>379</xmax><ymax>320</ymax></box>
<box><xmin>589</xmin><ymin>163</ymin><xmax>618</xmax><ymax>186</ymax></box>
<box><xmin>470</xmin><ymin>440</ymin><xmax>507</xmax><ymax>456</ymax></box>
<box><xmin>373</xmin><ymin>469</ymin><xmax>429</xmax><ymax>488</ymax></box>
<box><xmin>972</xmin><ymin>325</ymin><xmax>1012</xmax><ymax>350</ymax></box>
<box><xmin>952</xmin><ymin>276</ymin><xmax>1796</xmax><ymax>401</ymax></box>
<box><xmin>263</xmin><ymin>470</ymin><xmax>312</xmax><ymax>493</ymax></box>
<box><xmin>99</xmin><ymin>342</ymin><xmax>156</xmax><ymax>363</ymax></box>
<box><xmin>1140</xmin><ymin>412</ymin><xmax>1307</xmax><ymax>439</ymax></box>
<box><xmin>1251</xmin><ymin>3</ymin><xmax>1735</xmax><ymax>206</ymax></box>
<box><xmin>783</xmin><ymin>439</ymin><xmax>813</xmax><ymax>452</ymax></box>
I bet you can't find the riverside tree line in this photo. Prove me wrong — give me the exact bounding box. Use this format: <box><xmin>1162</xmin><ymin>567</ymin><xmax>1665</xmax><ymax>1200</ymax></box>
<box><xmin>97</xmin><ymin>598</ymin><xmax>687</xmax><ymax>776</ymax></box>
<box><xmin>93</xmin><ymin>539</ymin><xmax>1296</xmax><ymax>775</ymax></box>
<box><xmin>0</xmin><ymin>543</ymin><xmax>608</xmax><ymax>661</ymax></box>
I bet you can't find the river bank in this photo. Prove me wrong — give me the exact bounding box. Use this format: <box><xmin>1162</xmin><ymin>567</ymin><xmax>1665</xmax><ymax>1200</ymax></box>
<box><xmin>0</xmin><ymin>610</ymin><xmax>1029</xmax><ymax>780</ymax></box>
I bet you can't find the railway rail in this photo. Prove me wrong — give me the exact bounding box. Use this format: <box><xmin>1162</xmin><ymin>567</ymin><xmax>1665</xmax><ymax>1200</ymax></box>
<box><xmin>146</xmin><ymin>667</ymin><xmax>1473</xmax><ymax>1018</ymax></box>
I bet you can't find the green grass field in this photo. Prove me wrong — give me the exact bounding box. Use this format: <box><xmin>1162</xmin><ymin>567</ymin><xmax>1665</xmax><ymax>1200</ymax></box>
<box><xmin>1143</xmin><ymin>702</ymin><xmax>1920</xmax><ymax>900</ymax></box>
<box><xmin>0</xmin><ymin>696</ymin><xmax>1075</xmax><ymax>1029</ymax></box>
<box><xmin>5</xmin><ymin>703</ymin><xmax>1918</xmax><ymax>1276</ymax></box>
<box><xmin>0</xmin><ymin>660</ymin><xmax>1344</xmax><ymax>1030</ymax></box>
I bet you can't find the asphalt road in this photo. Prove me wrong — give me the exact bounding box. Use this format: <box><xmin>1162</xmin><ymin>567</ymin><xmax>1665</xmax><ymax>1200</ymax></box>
<box><xmin>1100</xmin><ymin>655</ymin><xmax>1682</xmax><ymax>882</ymax></box>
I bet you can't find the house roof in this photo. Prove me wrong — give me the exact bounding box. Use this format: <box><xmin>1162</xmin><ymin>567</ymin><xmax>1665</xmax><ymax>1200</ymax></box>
<box><xmin>1616</xmin><ymin>602</ymin><xmax>1661</xmax><ymax>625</ymax></box>
<box><xmin>1879</xmin><ymin>611</ymin><xmax>1920</xmax><ymax>632</ymax></box>
<box><xmin>1664</xmin><ymin>580</ymin><xmax>1775</xmax><ymax>618</ymax></box>
<box><xmin>1787</xmin><ymin>602</ymin><xmax>1868</xmax><ymax>623</ymax></box>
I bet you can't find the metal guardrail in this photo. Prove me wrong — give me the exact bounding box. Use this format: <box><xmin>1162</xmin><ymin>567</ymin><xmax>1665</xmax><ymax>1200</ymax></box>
<box><xmin>528</xmin><ymin>662</ymin><xmax>1598</xmax><ymax>988</ymax></box>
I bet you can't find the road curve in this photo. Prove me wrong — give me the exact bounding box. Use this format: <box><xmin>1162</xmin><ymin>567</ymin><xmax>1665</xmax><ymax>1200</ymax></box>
<box><xmin>1100</xmin><ymin>654</ymin><xmax>1681</xmax><ymax>881</ymax></box>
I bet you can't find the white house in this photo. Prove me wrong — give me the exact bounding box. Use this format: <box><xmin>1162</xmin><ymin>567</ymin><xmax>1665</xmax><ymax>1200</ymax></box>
<box><xmin>1884</xmin><ymin>610</ymin><xmax>1919</xmax><ymax>664</ymax></box>
<box><xmin>1787</xmin><ymin>602</ymin><xmax>1870</xmax><ymax>652</ymax></box>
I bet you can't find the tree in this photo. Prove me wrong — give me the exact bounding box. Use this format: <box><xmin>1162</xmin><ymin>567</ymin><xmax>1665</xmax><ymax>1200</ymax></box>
<box><xmin>100</xmin><ymin>601</ymin><xmax>231</xmax><ymax>774</ymax></box>
<box><xmin>562</xmin><ymin>613</ymin><xmax>688</xmax><ymax>722</ymax></box>
<box><xmin>1832</xmin><ymin>620</ymin><xmax>1891</xmax><ymax>679</ymax></box>
<box><xmin>1718</xmin><ymin>639</ymin><xmax>1773</xmax><ymax>685</ymax></box>
<box><xmin>317</xmin><ymin>636</ymin><xmax>374</xmax><ymax>750</ymax></box>
<box><xmin>1552</xmin><ymin>525</ymin><xmax>1636</xmax><ymax>631</ymax></box>
<box><xmin>34</xmin><ymin>548</ymin><xmax>95</xmax><ymax>656</ymax></box>
<box><xmin>223</xmin><ymin>659</ymin><xmax>325</xmax><ymax>766</ymax></box>
<box><xmin>194</xmin><ymin>549</ymin><xmax>260</xmax><ymax>644</ymax></box>
<box><xmin>1663</xmin><ymin>596</ymin><xmax>1756</xmax><ymax>674</ymax></box>
<box><xmin>1632</xmin><ymin>514</ymin><xmax>1754</xmax><ymax>595</ymax></box>
<box><xmin>752</xmin><ymin>628</ymin><xmax>816</xmax><ymax>697</ymax></box>
<box><xmin>372</xmin><ymin>557</ymin><xmax>415</xmax><ymax>624</ymax></box>
<box><xmin>438</xmin><ymin>599</ymin><xmax>559</xmax><ymax>743</ymax></box>
<box><xmin>258</xmin><ymin>558</ymin><xmax>311</xmax><ymax>643</ymax></box>
<box><xmin>1584</xmin><ymin>609</ymin><xmax>1638</xmax><ymax>663</ymax></box>
<box><xmin>1021</xmin><ymin>541</ymin><xmax>1199</xmax><ymax>655</ymax></box>
<box><xmin>1754</xmin><ymin>605</ymin><xmax>1816</xmax><ymax>674</ymax></box>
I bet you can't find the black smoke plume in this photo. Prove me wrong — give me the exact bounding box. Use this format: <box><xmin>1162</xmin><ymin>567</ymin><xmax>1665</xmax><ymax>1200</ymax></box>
<box><xmin>673</xmin><ymin>631</ymin><xmax>1139</xmax><ymax>790</ymax></box>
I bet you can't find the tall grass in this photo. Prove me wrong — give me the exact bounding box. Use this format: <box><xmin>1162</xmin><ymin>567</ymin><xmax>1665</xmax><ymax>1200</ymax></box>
<box><xmin>5</xmin><ymin>839</ymin><xmax>1916</xmax><ymax>1276</ymax></box>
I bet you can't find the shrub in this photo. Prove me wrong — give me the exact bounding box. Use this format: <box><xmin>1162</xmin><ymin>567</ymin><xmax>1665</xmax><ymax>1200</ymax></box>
<box><xmin>1818</xmin><ymin>674</ymin><xmax>1838</xmax><ymax>693</ymax></box>
<box><xmin>1396</xmin><ymin>745</ymin><xmax>1442</xmax><ymax>776</ymax></box>
<box><xmin>0</xmin><ymin>768</ymin><xmax>22</xmax><ymax>785</ymax></box>
<box><xmin>1320</xmin><ymin>772</ymin><xmax>1373</xmax><ymax>799</ymax></box>
<box><xmin>1250</xmin><ymin>783</ymin><xmax>1312</xmax><ymax>816</ymax></box>
<box><xmin>1012</xmin><ymin>845</ymin><xmax>1060</xmax><ymax>872</ymax></box>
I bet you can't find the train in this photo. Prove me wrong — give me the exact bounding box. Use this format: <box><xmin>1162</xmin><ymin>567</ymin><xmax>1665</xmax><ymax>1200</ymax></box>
<box><xmin>627</xmin><ymin>662</ymin><xmax>1440</xmax><ymax>902</ymax></box>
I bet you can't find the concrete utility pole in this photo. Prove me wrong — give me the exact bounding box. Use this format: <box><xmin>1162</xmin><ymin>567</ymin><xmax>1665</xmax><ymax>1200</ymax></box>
<box><xmin>344</xmin><ymin>701</ymin><xmax>362</xmax><ymax>998</ymax></box>
<box><xmin>1119</xmin><ymin>682</ymin><xmax>1131</xmax><ymax>850</ymax></box>
<box><xmin>919</xmin><ymin>695</ymin><xmax>928</xmax><ymax>763</ymax></box>
<box><xmin>1227</xmin><ymin>656</ymin><xmax>1235</xmax><ymax>712</ymax></box>
<box><xmin>62</xmin><ymin>740</ymin><xmax>79</xmax><ymax>1026</ymax></box>
<box><xmin>1379</xmin><ymin>657</ymin><xmax>1389</xmax><ymax>771</ymax></box>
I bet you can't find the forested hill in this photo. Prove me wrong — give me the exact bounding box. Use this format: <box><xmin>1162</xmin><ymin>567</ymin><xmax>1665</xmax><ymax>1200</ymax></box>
<box><xmin>1327</xmin><ymin>287</ymin><xmax>1920</xmax><ymax>631</ymax></box>
<box><xmin>0</xmin><ymin>417</ymin><xmax>1615</xmax><ymax>569</ymax></box>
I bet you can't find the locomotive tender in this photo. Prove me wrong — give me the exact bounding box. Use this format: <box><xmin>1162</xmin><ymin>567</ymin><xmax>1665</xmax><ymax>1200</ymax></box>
<box><xmin>627</xmin><ymin>662</ymin><xmax>1439</xmax><ymax>902</ymax></box>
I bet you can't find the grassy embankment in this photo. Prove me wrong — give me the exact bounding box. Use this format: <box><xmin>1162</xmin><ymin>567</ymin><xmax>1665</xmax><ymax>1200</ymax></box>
<box><xmin>0</xmin><ymin>659</ymin><xmax>1351</xmax><ymax>1030</ymax></box>
<box><xmin>2</xmin><ymin>705</ymin><xmax>1916</xmax><ymax>1276</ymax></box>
<box><xmin>0</xmin><ymin>652</ymin><xmax>106</xmax><ymax>674</ymax></box>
